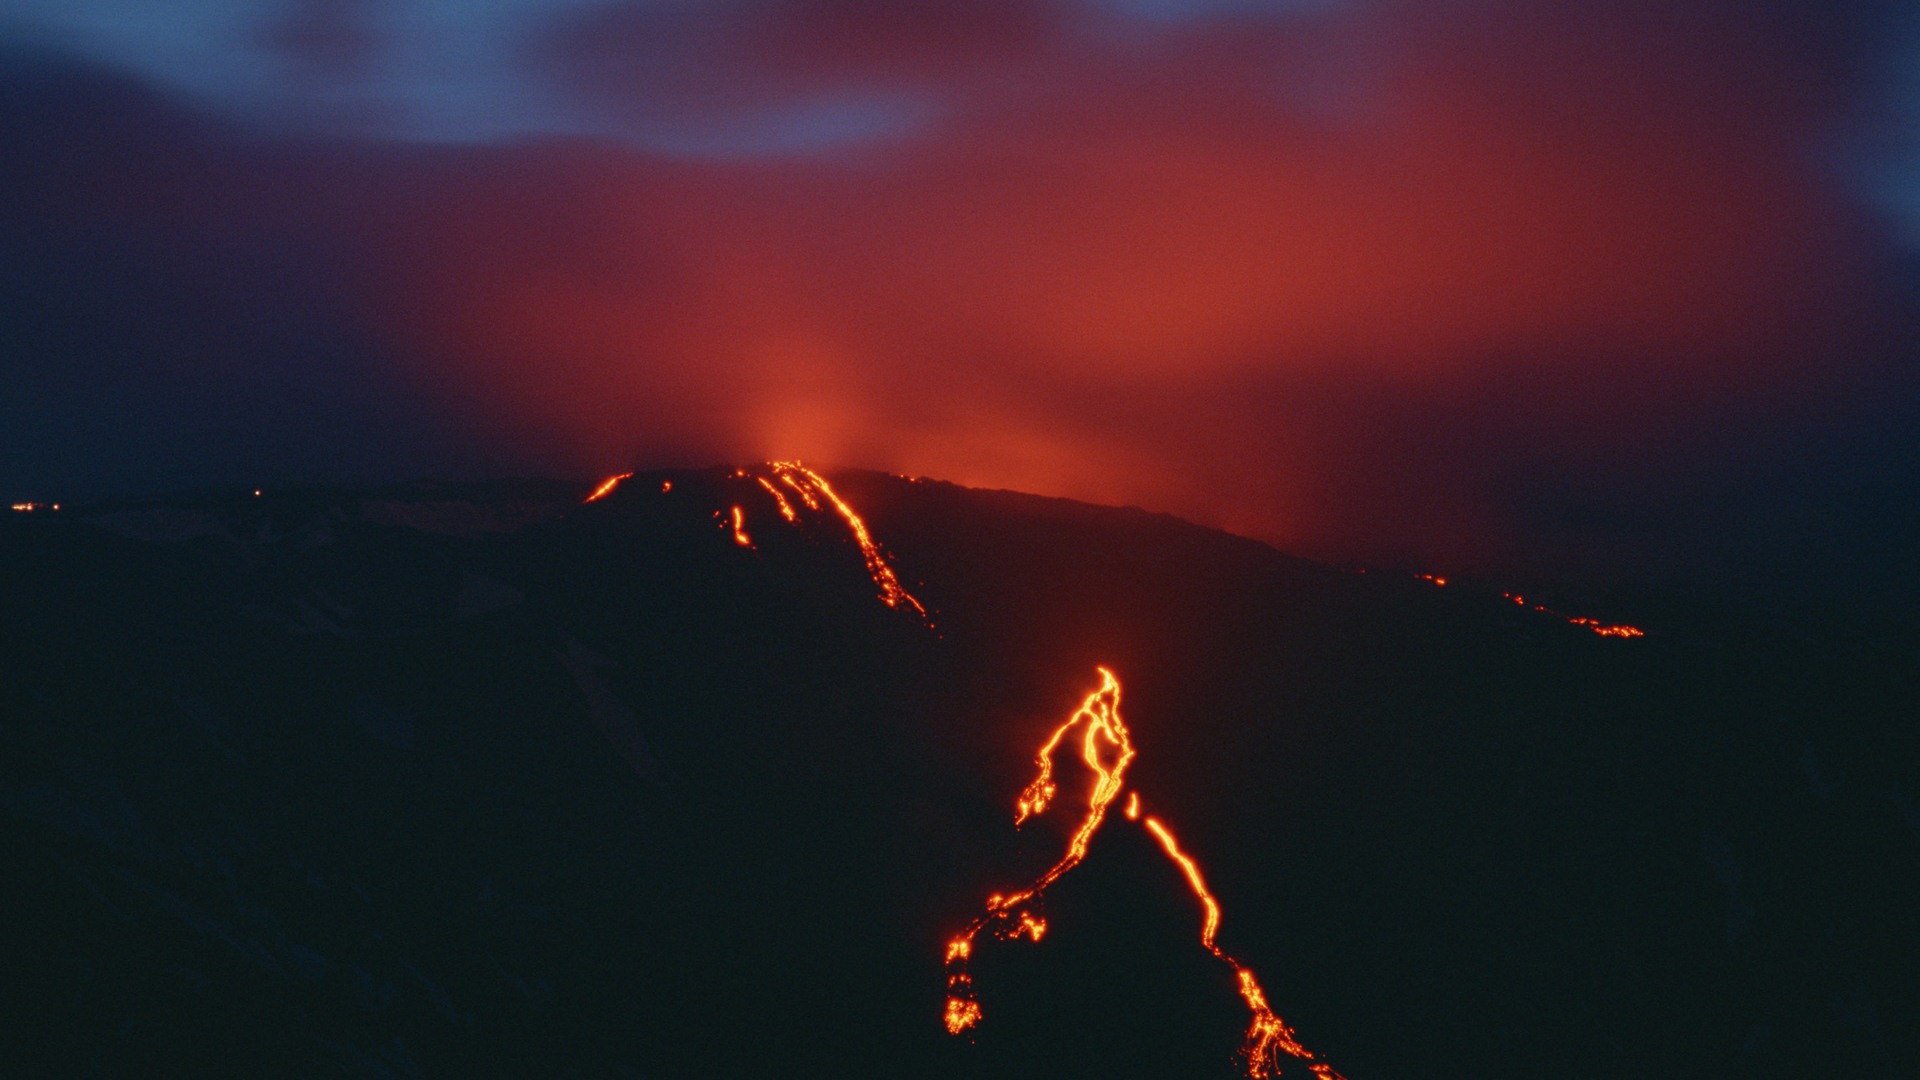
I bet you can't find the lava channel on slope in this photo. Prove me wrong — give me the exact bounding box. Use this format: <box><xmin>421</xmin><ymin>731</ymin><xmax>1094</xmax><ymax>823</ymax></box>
<box><xmin>581</xmin><ymin>468</ymin><xmax>1338</xmax><ymax>1073</ymax></box>
<box><xmin>945</xmin><ymin>667</ymin><xmax>1345</xmax><ymax>1079</ymax></box>
<box><xmin>581</xmin><ymin>462</ymin><xmax>932</xmax><ymax>626</ymax></box>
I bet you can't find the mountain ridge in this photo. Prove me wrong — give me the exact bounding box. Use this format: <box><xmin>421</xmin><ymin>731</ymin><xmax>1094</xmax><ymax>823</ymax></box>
<box><xmin>2</xmin><ymin>466</ymin><xmax>1914</xmax><ymax>1077</ymax></box>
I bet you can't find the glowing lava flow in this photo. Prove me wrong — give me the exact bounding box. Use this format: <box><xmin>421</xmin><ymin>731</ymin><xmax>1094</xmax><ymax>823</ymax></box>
<box><xmin>944</xmin><ymin>667</ymin><xmax>1344</xmax><ymax>1079</ymax></box>
<box><xmin>584</xmin><ymin>472</ymin><xmax>634</xmax><ymax>503</ymax></box>
<box><xmin>576</xmin><ymin>463</ymin><xmax>927</xmax><ymax>623</ymax></box>
<box><xmin>1501</xmin><ymin>592</ymin><xmax>1644</xmax><ymax>638</ymax></box>
<box><xmin>756</xmin><ymin>477</ymin><xmax>799</xmax><ymax>523</ymax></box>
<box><xmin>723</xmin><ymin>462</ymin><xmax>931</xmax><ymax>622</ymax></box>
<box><xmin>762</xmin><ymin>462</ymin><xmax>929</xmax><ymax>621</ymax></box>
<box><xmin>1414</xmin><ymin>571</ymin><xmax>1643</xmax><ymax>638</ymax></box>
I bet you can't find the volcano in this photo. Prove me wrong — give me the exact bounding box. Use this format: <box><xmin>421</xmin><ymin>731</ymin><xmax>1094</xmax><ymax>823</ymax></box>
<box><xmin>2</xmin><ymin>467</ymin><xmax>1915</xmax><ymax>1078</ymax></box>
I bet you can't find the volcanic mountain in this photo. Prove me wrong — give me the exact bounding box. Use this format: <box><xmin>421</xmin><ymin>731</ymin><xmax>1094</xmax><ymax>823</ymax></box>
<box><xmin>2</xmin><ymin>468</ymin><xmax>1914</xmax><ymax>1078</ymax></box>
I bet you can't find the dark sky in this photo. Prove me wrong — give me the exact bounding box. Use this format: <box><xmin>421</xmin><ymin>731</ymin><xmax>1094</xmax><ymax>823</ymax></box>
<box><xmin>4</xmin><ymin>0</ymin><xmax>1917</xmax><ymax>604</ymax></box>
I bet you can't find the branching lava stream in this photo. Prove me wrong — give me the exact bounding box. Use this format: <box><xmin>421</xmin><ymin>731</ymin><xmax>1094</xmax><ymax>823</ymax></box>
<box><xmin>580</xmin><ymin>467</ymin><xmax>1336</xmax><ymax>1072</ymax></box>
<box><xmin>945</xmin><ymin>668</ymin><xmax>1345</xmax><ymax>1079</ymax></box>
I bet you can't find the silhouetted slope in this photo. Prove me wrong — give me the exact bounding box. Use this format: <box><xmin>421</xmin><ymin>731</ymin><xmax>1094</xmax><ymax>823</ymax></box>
<box><xmin>1</xmin><ymin>469</ymin><xmax>1914</xmax><ymax>1078</ymax></box>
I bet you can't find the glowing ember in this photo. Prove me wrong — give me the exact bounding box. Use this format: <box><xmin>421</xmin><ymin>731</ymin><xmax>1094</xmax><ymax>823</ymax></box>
<box><xmin>584</xmin><ymin>472</ymin><xmax>634</xmax><ymax>503</ymax></box>
<box><xmin>943</xmin><ymin>667</ymin><xmax>1343</xmax><ymax>1078</ymax></box>
<box><xmin>730</xmin><ymin>505</ymin><xmax>754</xmax><ymax>548</ymax></box>
<box><xmin>1415</xmin><ymin>573</ymin><xmax>1447</xmax><ymax>587</ymax></box>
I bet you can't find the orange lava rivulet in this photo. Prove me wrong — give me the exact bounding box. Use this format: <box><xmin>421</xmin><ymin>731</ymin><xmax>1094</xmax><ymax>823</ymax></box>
<box><xmin>763</xmin><ymin>461</ymin><xmax>930</xmax><ymax>622</ymax></box>
<box><xmin>1501</xmin><ymin>592</ymin><xmax>1644</xmax><ymax>638</ymax></box>
<box><xmin>584</xmin><ymin>472</ymin><xmax>634</xmax><ymax>502</ymax></box>
<box><xmin>1414</xmin><ymin>571</ymin><xmax>1644</xmax><ymax>638</ymax></box>
<box><xmin>582</xmin><ymin>462</ymin><xmax>931</xmax><ymax>626</ymax></box>
<box><xmin>581</xmin><ymin>465</ymin><xmax>1337</xmax><ymax>1072</ymax></box>
<box><xmin>944</xmin><ymin>667</ymin><xmax>1346</xmax><ymax>1079</ymax></box>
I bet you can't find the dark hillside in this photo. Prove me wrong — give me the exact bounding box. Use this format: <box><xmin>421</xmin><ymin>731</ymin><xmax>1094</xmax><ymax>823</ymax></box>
<box><xmin>2</xmin><ymin>469</ymin><xmax>1914</xmax><ymax>1077</ymax></box>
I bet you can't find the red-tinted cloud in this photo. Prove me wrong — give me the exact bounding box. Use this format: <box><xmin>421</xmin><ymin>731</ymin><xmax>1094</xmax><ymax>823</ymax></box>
<box><xmin>350</xmin><ymin>0</ymin><xmax>1895</xmax><ymax>579</ymax></box>
<box><xmin>5</xmin><ymin>2</ymin><xmax>1916</xmax><ymax>600</ymax></box>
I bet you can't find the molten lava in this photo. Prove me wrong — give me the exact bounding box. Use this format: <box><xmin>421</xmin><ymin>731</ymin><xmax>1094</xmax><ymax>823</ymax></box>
<box><xmin>758</xmin><ymin>477</ymin><xmax>798</xmax><ymax>522</ymax></box>
<box><xmin>944</xmin><ymin>667</ymin><xmax>1344</xmax><ymax>1078</ymax></box>
<box><xmin>584</xmin><ymin>472</ymin><xmax>634</xmax><ymax>502</ymax></box>
<box><xmin>1503</xmin><ymin>592</ymin><xmax>1643</xmax><ymax>638</ymax></box>
<box><xmin>764</xmin><ymin>462</ymin><xmax>929</xmax><ymax>621</ymax></box>
<box><xmin>577</xmin><ymin>465</ymin><xmax>1342</xmax><ymax>1069</ymax></box>
<box><xmin>581</xmin><ymin>463</ymin><xmax>930</xmax><ymax>624</ymax></box>
<box><xmin>1416</xmin><ymin>570</ymin><xmax>1643</xmax><ymax>638</ymax></box>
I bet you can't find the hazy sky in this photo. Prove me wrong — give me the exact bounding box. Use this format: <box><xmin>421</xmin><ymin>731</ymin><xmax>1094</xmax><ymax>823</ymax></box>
<box><xmin>4</xmin><ymin>0</ymin><xmax>1917</xmax><ymax>603</ymax></box>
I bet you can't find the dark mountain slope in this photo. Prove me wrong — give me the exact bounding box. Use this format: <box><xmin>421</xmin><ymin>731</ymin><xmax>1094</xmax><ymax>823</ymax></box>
<box><xmin>2</xmin><ymin>469</ymin><xmax>1914</xmax><ymax>1078</ymax></box>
